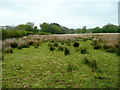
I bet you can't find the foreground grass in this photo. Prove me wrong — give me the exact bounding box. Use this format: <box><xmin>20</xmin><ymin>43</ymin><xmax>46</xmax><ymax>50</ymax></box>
<box><xmin>2</xmin><ymin>40</ymin><xmax>119</xmax><ymax>88</ymax></box>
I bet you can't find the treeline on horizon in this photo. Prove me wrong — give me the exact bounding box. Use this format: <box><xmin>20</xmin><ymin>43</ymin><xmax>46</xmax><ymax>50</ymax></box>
<box><xmin>1</xmin><ymin>22</ymin><xmax>120</xmax><ymax>40</ymax></box>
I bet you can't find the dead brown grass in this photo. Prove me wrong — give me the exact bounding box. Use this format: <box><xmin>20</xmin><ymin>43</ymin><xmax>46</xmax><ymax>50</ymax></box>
<box><xmin>1</xmin><ymin>33</ymin><xmax>119</xmax><ymax>54</ymax></box>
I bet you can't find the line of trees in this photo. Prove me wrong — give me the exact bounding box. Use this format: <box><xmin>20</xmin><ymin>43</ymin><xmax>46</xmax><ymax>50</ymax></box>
<box><xmin>1</xmin><ymin>22</ymin><xmax>120</xmax><ymax>35</ymax></box>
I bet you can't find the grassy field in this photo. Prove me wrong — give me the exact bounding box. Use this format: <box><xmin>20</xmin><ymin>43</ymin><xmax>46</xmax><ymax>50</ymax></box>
<box><xmin>2</xmin><ymin>39</ymin><xmax>119</xmax><ymax>88</ymax></box>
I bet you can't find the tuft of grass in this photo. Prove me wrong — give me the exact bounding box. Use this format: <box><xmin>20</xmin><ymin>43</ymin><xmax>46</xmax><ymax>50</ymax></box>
<box><xmin>83</xmin><ymin>56</ymin><xmax>99</xmax><ymax>72</ymax></box>
<box><xmin>73</xmin><ymin>41</ymin><xmax>79</xmax><ymax>47</ymax></box>
<box><xmin>54</xmin><ymin>43</ymin><xmax>58</xmax><ymax>47</ymax></box>
<box><xmin>4</xmin><ymin>46</ymin><xmax>13</xmax><ymax>53</ymax></box>
<box><xmin>49</xmin><ymin>44</ymin><xmax>55</xmax><ymax>51</ymax></box>
<box><xmin>92</xmin><ymin>40</ymin><xmax>103</xmax><ymax>50</ymax></box>
<box><xmin>10</xmin><ymin>42</ymin><xmax>18</xmax><ymax>48</ymax></box>
<box><xmin>67</xmin><ymin>64</ymin><xmax>73</xmax><ymax>72</ymax></box>
<box><xmin>64</xmin><ymin>47</ymin><xmax>70</xmax><ymax>55</ymax></box>
<box><xmin>58</xmin><ymin>45</ymin><xmax>64</xmax><ymax>51</ymax></box>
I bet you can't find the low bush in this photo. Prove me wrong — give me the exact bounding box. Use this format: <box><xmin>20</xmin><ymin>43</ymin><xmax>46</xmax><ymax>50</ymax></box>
<box><xmin>73</xmin><ymin>41</ymin><xmax>79</xmax><ymax>47</ymax></box>
<box><xmin>2</xmin><ymin>29</ymin><xmax>31</xmax><ymax>40</ymax></box>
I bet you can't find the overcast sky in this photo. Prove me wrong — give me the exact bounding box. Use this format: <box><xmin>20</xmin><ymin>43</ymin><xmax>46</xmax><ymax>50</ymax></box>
<box><xmin>0</xmin><ymin>0</ymin><xmax>119</xmax><ymax>29</ymax></box>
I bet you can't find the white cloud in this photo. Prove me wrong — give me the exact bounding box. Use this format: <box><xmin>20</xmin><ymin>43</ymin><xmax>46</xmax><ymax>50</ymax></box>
<box><xmin>0</xmin><ymin>0</ymin><xmax>118</xmax><ymax>28</ymax></box>
<box><xmin>0</xmin><ymin>0</ymin><xmax>119</xmax><ymax>3</ymax></box>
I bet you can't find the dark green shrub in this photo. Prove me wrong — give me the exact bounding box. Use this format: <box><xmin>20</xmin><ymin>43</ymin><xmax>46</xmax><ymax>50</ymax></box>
<box><xmin>2</xmin><ymin>29</ymin><xmax>29</xmax><ymax>40</ymax></box>
<box><xmin>58</xmin><ymin>46</ymin><xmax>64</xmax><ymax>51</ymax></box>
<box><xmin>64</xmin><ymin>47</ymin><xmax>70</xmax><ymax>55</ymax></box>
<box><xmin>73</xmin><ymin>41</ymin><xmax>79</xmax><ymax>47</ymax></box>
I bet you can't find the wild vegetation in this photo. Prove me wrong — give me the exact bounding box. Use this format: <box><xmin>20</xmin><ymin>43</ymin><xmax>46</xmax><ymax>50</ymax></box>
<box><xmin>1</xmin><ymin>33</ymin><xmax>119</xmax><ymax>88</ymax></box>
<box><xmin>1</xmin><ymin>23</ymin><xmax>120</xmax><ymax>40</ymax></box>
<box><xmin>1</xmin><ymin>22</ymin><xmax>119</xmax><ymax>88</ymax></box>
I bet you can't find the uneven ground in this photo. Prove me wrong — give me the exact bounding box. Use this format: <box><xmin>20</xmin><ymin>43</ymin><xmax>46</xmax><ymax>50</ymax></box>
<box><xmin>2</xmin><ymin>39</ymin><xmax>119</xmax><ymax>88</ymax></box>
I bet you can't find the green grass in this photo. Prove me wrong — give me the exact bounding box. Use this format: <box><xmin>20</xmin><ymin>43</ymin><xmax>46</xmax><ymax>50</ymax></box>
<box><xmin>2</xmin><ymin>40</ymin><xmax>119</xmax><ymax>88</ymax></box>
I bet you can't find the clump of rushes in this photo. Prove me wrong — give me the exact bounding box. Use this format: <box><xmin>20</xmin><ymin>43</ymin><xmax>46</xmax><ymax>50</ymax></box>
<box><xmin>28</xmin><ymin>40</ymin><xmax>34</xmax><ymax>45</ymax></box>
<box><xmin>80</xmin><ymin>47</ymin><xmax>88</xmax><ymax>54</ymax></box>
<box><xmin>18</xmin><ymin>45</ymin><xmax>22</xmax><ymax>50</ymax></box>
<box><xmin>48</xmin><ymin>43</ymin><xmax>55</xmax><ymax>51</ymax></box>
<box><xmin>54</xmin><ymin>43</ymin><xmax>58</xmax><ymax>47</ymax></box>
<box><xmin>92</xmin><ymin>40</ymin><xmax>103</xmax><ymax>50</ymax></box>
<box><xmin>61</xmin><ymin>42</ymin><xmax>64</xmax><ymax>45</ymax></box>
<box><xmin>83</xmin><ymin>56</ymin><xmax>99</xmax><ymax>72</ymax></box>
<box><xmin>73</xmin><ymin>41</ymin><xmax>79</xmax><ymax>47</ymax></box>
<box><xmin>49</xmin><ymin>45</ymin><xmax>55</xmax><ymax>51</ymax></box>
<box><xmin>10</xmin><ymin>41</ymin><xmax>18</xmax><ymax>48</ymax></box>
<box><xmin>64</xmin><ymin>47</ymin><xmax>70</xmax><ymax>55</ymax></box>
<box><xmin>93</xmin><ymin>43</ymin><xmax>102</xmax><ymax>50</ymax></box>
<box><xmin>33</xmin><ymin>41</ymin><xmax>40</xmax><ymax>48</ymax></box>
<box><xmin>50</xmin><ymin>40</ymin><xmax>54</xmax><ymax>43</ymax></box>
<box><xmin>4</xmin><ymin>46</ymin><xmax>13</xmax><ymax>53</ymax></box>
<box><xmin>58</xmin><ymin>45</ymin><xmax>64</xmax><ymax>51</ymax></box>
<box><xmin>65</xmin><ymin>41</ymin><xmax>71</xmax><ymax>46</ymax></box>
<box><xmin>22</xmin><ymin>42</ymin><xmax>29</xmax><ymax>48</ymax></box>
<box><xmin>33</xmin><ymin>43</ymin><xmax>39</xmax><ymax>48</ymax></box>
<box><xmin>67</xmin><ymin>64</ymin><xmax>73</xmax><ymax>72</ymax></box>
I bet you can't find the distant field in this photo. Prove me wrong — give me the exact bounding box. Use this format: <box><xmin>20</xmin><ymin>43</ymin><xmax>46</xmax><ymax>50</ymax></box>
<box><xmin>2</xmin><ymin>34</ymin><xmax>119</xmax><ymax>88</ymax></box>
